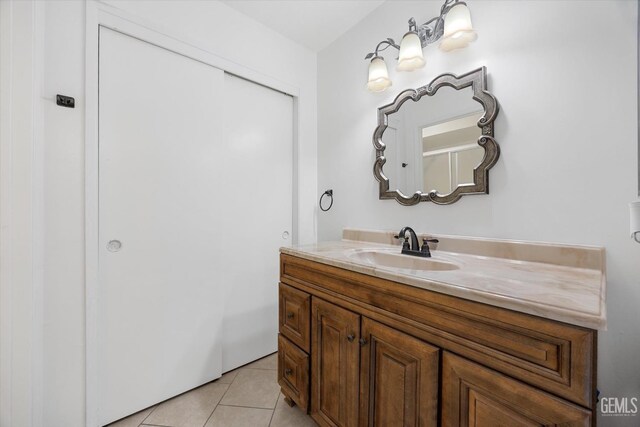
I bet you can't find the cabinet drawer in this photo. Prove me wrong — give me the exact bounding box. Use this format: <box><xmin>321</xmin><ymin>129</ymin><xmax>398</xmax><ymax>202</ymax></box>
<box><xmin>279</xmin><ymin>282</ymin><xmax>311</xmax><ymax>352</ymax></box>
<box><xmin>278</xmin><ymin>334</ymin><xmax>309</xmax><ymax>411</ymax></box>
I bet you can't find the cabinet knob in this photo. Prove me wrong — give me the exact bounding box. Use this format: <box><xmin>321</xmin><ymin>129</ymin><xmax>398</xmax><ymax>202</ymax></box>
<box><xmin>347</xmin><ymin>334</ymin><xmax>355</xmax><ymax>342</ymax></box>
<box><xmin>359</xmin><ymin>338</ymin><xmax>368</xmax><ymax>346</ymax></box>
<box><xmin>286</xmin><ymin>312</ymin><xmax>294</xmax><ymax>319</ymax></box>
<box><xmin>285</xmin><ymin>368</ymin><xmax>292</xmax><ymax>376</ymax></box>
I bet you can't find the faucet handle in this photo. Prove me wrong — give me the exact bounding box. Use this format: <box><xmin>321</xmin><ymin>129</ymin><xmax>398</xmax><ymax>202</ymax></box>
<box><xmin>421</xmin><ymin>237</ymin><xmax>438</xmax><ymax>256</ymax></box>
<box><xmin>393</xmin><ymin>234</ymin><xmax>411</xmax><ymax>250</ymax></box>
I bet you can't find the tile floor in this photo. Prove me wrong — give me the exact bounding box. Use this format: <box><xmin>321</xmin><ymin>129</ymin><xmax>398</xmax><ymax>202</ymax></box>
<box><xmin>107</xmin><ymin>353</ymin><xmax>316</xmax><ymax>427</ymax></box>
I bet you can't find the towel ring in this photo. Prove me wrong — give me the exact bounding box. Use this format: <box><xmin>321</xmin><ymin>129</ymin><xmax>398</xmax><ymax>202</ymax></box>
<box><xmin>319</xmin><ymin>189</ymin><xmax>333</xmax><ymax>212</ymax></box>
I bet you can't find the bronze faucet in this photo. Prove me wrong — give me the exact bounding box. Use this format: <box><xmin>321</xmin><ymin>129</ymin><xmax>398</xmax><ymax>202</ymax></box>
<box><xmin>395</xmin><ymin>227</ymin><xmax>439</xmax><ymax>258</ymax></box>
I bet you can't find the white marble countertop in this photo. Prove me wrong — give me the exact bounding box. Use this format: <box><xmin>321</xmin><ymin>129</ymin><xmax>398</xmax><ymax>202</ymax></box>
<box><xmin>281</xmin><ymin>229</ymin><xmax>607</xmax><ymax>330</ymax></box>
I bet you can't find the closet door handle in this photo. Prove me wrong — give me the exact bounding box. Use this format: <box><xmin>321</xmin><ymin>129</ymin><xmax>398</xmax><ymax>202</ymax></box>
<box><xmin>107</xmin><ymin>240</ymin><xmax>122</xmax><ymax>252</ymax></box>
<box><xmin>286</xmin><ymin>312</ymin><xmax>294</xmax><ymax>319</ymax></box>
<box><xmin>285</xmin><ymin>368</ymin><xmax>292</xmax><ymax>376</ymax></box>
<box><xmin>347</xmin><ymin>334</ymin><xmax>355</xmax><ymax>342</ymax></box>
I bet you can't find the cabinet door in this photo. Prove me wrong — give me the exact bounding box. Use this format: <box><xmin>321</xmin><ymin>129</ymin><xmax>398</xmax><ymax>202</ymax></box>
<box><xmin>442</xmin><ymin>352</ymin><xmax>591</xmax><ymax>427</ymax></box>
<box><xmin>311</xmin><ymin>298</ymin><xmax>360</xmax><ymax>427</ymax></box>
<box><xmin>359</xmin><ymin>318</ymin><xmax>439</xmax><ymax>427</ymax></box>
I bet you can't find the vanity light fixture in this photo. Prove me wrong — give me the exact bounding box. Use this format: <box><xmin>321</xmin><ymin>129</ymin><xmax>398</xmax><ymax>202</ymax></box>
<box><xmin>365</xmin><ymin>0</ymin><xmax>477</xmax><ymax>92</ymax></box>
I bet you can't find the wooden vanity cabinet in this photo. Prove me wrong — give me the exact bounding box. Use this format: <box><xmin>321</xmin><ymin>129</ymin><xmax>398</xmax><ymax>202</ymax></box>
<box><xmin>278</xmin><ymin>253</ymin><xmax>598</xmax><ymax>427</ymax></box>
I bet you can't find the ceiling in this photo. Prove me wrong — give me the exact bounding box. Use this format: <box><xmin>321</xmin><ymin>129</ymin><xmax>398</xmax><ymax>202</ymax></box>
<box><xmin>222</xmin><ymin>0</ymin><xmax>385</xmax><ymax>52</ymax></box>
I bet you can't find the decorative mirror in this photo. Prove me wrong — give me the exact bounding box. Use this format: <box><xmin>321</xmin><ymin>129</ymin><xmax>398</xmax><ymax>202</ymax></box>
<box><xmin>373</xmin><ymin>66</ymin><xmax>499</xmax><ymax>205</ymax></box>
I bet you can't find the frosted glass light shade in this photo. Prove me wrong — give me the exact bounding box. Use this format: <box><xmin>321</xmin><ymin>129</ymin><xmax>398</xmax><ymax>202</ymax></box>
<box><xmin>367</xmin><ymin>56</ymin><xmax>392</xmax><ymax>92</ymax></box>
<box><xmin>397</xmin><ymin>32</ymin><xmax>425</xmax><ymax>71</ymax></box>
<box><xmin>439</xmin><ymin>2</ymin><xmax>477</xmax><ymax>52</ymax></box>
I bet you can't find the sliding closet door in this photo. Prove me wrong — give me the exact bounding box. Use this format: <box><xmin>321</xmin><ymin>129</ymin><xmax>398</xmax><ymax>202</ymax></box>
<box><xmin>220</xmin><ymin>74</ymin><xmax>293</xmax><ymax>372</ymax></box>
<box><xmin>98</xmin><ymin>28</ymin><xmax>225</xmax><ymax>425</ymax></box>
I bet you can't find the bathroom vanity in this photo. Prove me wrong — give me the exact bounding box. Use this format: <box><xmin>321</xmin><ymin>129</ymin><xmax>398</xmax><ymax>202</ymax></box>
<box><xmin>277</xmin><ymin>229</ymin><xmax>605</xmax><ymax>426</ymax></box>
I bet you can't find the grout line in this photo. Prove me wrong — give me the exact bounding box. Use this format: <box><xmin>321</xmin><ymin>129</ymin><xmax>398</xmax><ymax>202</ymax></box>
<box><xmin>267</xmin><ymin>394</ymin><xmax>281</xmax><ymax>427</ymax></box>
<box><xmin>216</xmin><ymin>403</ymin><xmax>277</xmax><ymax>411</ymax></box>
<box><xmin>200</xmin><ymin>373</ymin><xmax>236</xmax><ymax>427</ymax></box>
<box><xmin>232</xmin><ymin>353</ymin><xmax>278</xmax><ymax>372</ymax></box>
<box><xmin>139</xmin><ymin>424</ymin><xmax>173</xmax><ymax>427</ymax></box>
<box><xmin>138</xmin><ymin>405</ymin><xmax>159</xmax><ymax>427</ymax></box>
<box><xmin>240</xmin><ymin>367</ymin><xmax>277</xmax><ymax>371</ymax></box>
<box><xmin>218</xmin><ymin>374</ymin><xmax>236</xmax><ymax>401</ymax></box>
<box><xmin>200</xmin><ymin>403</ymin><xmax>218</xmax><ymax>427</ymax></box>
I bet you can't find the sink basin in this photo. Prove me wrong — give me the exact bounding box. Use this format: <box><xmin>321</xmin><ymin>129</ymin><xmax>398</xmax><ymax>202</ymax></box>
<box><xmin>348</xmin><ymin>250</ymin><xmax>459</xmax><ymax>272</ymax></box>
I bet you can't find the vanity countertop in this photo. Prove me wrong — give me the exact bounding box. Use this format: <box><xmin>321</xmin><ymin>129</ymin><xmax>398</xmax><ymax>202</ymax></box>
<box><xmin>280</xmin><ymin>229</ymin><xmax>606</xmax><ymax>330</ymax></box>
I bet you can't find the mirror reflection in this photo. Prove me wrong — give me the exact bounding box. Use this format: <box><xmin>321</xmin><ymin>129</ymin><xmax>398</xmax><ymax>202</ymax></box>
<box><xmin>382</xmin><ymin>86</ymin><xmax>484</xmax><ymax>196</ymax></box>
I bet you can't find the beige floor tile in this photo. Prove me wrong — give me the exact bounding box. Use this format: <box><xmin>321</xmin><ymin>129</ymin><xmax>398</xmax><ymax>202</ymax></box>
<box><xmin>269</xmin><ymin>393</ymin><xmax>316</xmax><ymax>427</ymax></box>
<box><xmin>106</xmin><ymin>406</ymin><xmax>156</xmax><ymax>427</ymax></box>
<box><xmin>243</xmin><ymin>352</ymin><xmax>277</xmax><ymax>370</ymax></box>
<box><xmin>219</xmin><ymin>369</ymin><xmax>280</xmax><ymax>409</ymax></box>
<box><xmin>216</xmin><ymin>369</ymin><xmax>239</xmax><ymax>384</ymax></box>
<box><xmin>204</xmin><ymin>405</ymin><xmax>273</xmax><ymax>427</ymax></box>
<box><xmin>144</xmin><ymin>382</ymin><xmax>229</xmax><ymax>427</ymax></box>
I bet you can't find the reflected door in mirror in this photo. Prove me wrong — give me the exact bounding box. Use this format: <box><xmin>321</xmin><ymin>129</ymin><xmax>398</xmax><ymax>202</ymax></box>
<box><xmin>422</xmin><ymin>111</ymin><xmax>485</xmax><ymax>194</ymax></box>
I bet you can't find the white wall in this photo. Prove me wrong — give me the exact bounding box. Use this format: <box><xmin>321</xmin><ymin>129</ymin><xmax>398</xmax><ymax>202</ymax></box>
<box><xmin>37</xmin><ymin>1</ymin><xmax>317</xmax><ymax>425</ymax></box>
<box><xmin>1</xmin><ymin>2</ymin><xmax>43</xmax><ymax>426</ymax></box>
<box><xmin>318</xmin><ymin>1</ymin><xmax>639</xmax><ymax>425</ymax></box>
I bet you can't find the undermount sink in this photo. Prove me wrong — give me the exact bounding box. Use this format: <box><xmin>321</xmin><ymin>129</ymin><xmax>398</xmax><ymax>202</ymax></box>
<box><xmin>348</xmin><ymin>250</ymin><xmax>460</xmax><ymax>272</ymax></box>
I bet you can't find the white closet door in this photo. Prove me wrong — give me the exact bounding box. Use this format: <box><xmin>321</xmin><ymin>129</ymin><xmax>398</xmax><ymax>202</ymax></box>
<box><xmin>98</xmin><ymin>28</ymin><xmax>225</xmax><ymax>425</ymax></box>
<box><xmin>220</xmin><ymin>74</ymin><xmax>293</xmax><ymax>372</ymax></box>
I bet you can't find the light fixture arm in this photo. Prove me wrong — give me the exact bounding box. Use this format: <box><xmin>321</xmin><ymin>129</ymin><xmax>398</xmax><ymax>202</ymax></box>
<box><xmin>365</xmin><ymin>0</ymin><xmax>462</xmax><ymax>59</ymax></box>
<box><xmin>365</xmin><ymin>39</ymin><xmax>401</xmax><ymax>60</ymax></box>
<box><xmin>412</xmin><ymin>0</ymin><xmax>461</xmax><ymax>48</ymax></box>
